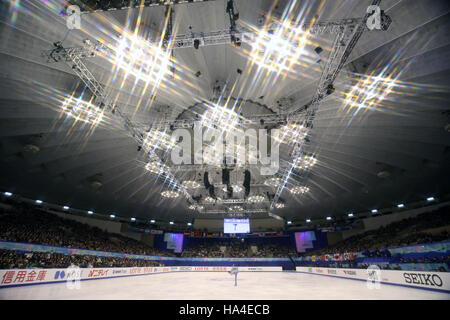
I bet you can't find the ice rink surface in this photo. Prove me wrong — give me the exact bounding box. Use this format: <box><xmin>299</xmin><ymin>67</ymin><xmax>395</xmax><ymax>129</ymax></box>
<box><xmin>0</xmin><ymin>272</ymin><xmax>448</xmax><ymax>300</ymax></box>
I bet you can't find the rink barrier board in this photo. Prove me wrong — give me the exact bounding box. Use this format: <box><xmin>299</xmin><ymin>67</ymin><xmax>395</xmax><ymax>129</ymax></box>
<box><xmin>296</xmin><ymin>267</ymin><xmax>450</xmax><ymax>293</ymax></box>
<box><xmin>0</xmin><ymin>266</ymin><xmax>282</xmax><ymax>288</ymax></box>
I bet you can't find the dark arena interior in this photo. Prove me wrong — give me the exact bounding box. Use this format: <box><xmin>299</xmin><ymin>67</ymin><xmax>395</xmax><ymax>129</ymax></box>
<box><xmin>0</xmin><ymin>0</ymin><xmax>449</xmax><ymax>312</ymax></box>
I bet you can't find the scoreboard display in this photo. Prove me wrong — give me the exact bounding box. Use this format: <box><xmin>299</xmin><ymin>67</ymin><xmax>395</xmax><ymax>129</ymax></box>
<box><xmin>224</xmin><ymin>218</ymin><xmax>250</xmax><ymax>233</ymax></box>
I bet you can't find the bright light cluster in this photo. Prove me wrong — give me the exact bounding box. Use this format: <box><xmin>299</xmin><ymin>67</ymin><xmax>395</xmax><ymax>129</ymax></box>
<box><xmin>188</xmin><ymin>204</ymin><xmax>204</xmax><ymax>211</ymax></box>
<box><xmin>278</xmin><ymin>123</ymin><xmax>308</xmax><ymax>146</ymax></box>
<box><xmin>161</xmin><ymin>190</ymin><xmax>180</xmax><ymax>199</ymax></box>
<box><xmin>248</xmin><ymin>20</ymin><xmax>309</xmax><ymax>75</ymax></box>
<box><xmin>247</xmin><ymin>195</ymin><xmax>265</xmax><ymax>203</ymax></box>
<box><xmin>204</xmin><ymin>196</ymin><xmax>216</xmax><ymax>203</ymax></box>
<box><xmin>293</xmin><ymin>155</ymin><xmax>317</xmax><ymax>170</ymax></box>
<box><xmin>344</xmin><ymin>73</ymin><xmax>397</xmax><ymax>114</ymax></box>
<box><xmin>61</xmin><ymin>96</ymin><xmax>104</xmax><ymax>125</ymax></box>
<box><xmin>228</xmin><ymin>205</ymin><xmax>244</xmax><ymax>212</ymax></box>
<box><xmin>111</xmin><ymin>31</ymin><xmax>171</xmax><ymax>87</ymax></box>
<box><xmin>275</xmin><ymin>202</ymin><xmax>285</xmax><ymax>209</ymax></box>
<box><xmin>290</xmin><ymin>186</ymin><xmax>310</xmax><ymax>195</ymax></box>
<box><xmin>201</xmin><ymin>103</ymin><xmax>241</xmax><ymax>134</ymax></box>
<box><xmin>145</xmin><ymin>161</ymin><xmax>170</xmax><ymax>175</ymax></box>
<box><xmin>264</xmin><ymin>177</ymin><xmax>282</xmax><ymax>187</ymax></box>
<box><xmin>142</xmin><ymin>129</ymin><xmax>177</xmax><ymax>152</ymax></box>
<box><xmin>182</xmin><ymin>180</ymin><xmax>201</xmax><ymax>189</ymax></box>
<box><xmin>232</xmin><ymin>185</ymin><xmax>243</xmax><ymax>193</ymax></box>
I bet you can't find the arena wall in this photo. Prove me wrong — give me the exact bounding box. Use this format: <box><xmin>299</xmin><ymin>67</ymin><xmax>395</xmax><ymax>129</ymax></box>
<box><xmin>296</xmin><ymin>266</ymin><xmax>450</xmax><ymax>293</ymax></box>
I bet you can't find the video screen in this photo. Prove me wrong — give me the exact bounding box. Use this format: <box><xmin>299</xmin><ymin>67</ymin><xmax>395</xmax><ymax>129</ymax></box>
<box><xmin>224</xmin><ymin>218</ymin><xmax>250</xmax><ymax>233</ymax></box>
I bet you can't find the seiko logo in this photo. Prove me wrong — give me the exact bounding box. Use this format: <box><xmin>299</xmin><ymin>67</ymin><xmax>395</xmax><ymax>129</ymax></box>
<box><xmin>403</xmin><ymin>273</ymin><xmax>443</xmax><ymax>287</ymax></box>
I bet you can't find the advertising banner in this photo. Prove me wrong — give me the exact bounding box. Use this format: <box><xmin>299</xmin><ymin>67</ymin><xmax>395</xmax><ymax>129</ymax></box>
<box><xmin>296</xmin><ymin>267</ymin><xmax>450</xmax><ymax>292</ymax></box>
<box><xmin>0</xmin><ymin>266</ymin><xmax>282</xmax><ymax>288</ymax></box>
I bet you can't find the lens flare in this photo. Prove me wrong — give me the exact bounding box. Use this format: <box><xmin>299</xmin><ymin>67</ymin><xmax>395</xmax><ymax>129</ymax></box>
<box><xmin>61</xmin><ymin>95</ymin><xmax>104</xmax><ymax>126</ymax></box>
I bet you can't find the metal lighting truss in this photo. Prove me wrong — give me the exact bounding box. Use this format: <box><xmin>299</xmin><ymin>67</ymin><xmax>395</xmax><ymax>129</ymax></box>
<box><xmin>43</xmin><ymin>3</ymin><xmax>386</xmax><ymax>209</ymax></box>
<box><xmin>202</xmin><ymin>208</ymin><xmax>267</xmax><ymax>215</ymax></box>
<box><xmin>170</xmin><ymin>163</ymin><xmax>293</xmax><ymax>172</ymax></box>
<box><xmin>70</xmin><ymin>0</ymin><xmax>220</xmax><ymax>13</ymax></box>
<box><xmin>270</xmin><ymin>0</ymin><xmax>384</xmax><ymax>210</ymax></box>
<box><xmin>202</xmin><ymin>198</ymin><xmax>270</xmax><ymax>205</ymax></box>
<box><xmin>42</xmin><ymin>42</ymin><xmax>193</xmax><ymax>202</ymax></box>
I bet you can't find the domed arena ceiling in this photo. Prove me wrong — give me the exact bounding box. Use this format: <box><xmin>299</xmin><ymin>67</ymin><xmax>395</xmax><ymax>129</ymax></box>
<box><xmin>0</xmin><ymin>0</ymin><xmax>449</xmax><ymax>225</ymax></box>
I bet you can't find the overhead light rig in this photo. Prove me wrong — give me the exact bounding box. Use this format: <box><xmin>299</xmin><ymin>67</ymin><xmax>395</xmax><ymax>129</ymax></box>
<box><xmin>44</xmin><ymin>1</ymin><xmax>391</xmax><ymax>215</ymax></box>
<box><xmin>202</xmin><ymin>208</ymin><xmax>267</xmax><ymax>215</ymax></box>
<box><xmin>270</xmin><ymin>0</ymin><xmax>389</xmax><ymax>211</ymax></box>
<box><xmin>42</xmin><ymin>41</ymin><xmax>194</xmax><ymax>204</ymax></box>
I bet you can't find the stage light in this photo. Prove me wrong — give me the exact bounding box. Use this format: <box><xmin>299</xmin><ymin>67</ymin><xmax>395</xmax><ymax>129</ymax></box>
<box><xmin>232</xmin><ymin>185</ymin><xmax>243</xmax><ymax>193</ymax></box>
<box><xmin>264</xmin><ymin>177</ymin><xmax>282</xmax><ymax>187</ymax></box>
<box><xmin>161</xmin><ymin>190</ymin><xmax>180</xmax><ymax>199</ymax></box>
<box><xmin>194</xmin><ymin>39</ymin><xmax>200</xmax><ymax>49</ymax></box>
<box><xmin>111</xmin><ymin>31</ymin><xmax>171</xmax><ymax>88</ymax></box>
<box><xmin>278</xmin><ymin>123</ymin><xmax>308</xmax><ymax>146</ymax></box>
<box><xmin>182</xmin><ymin>180</ymin><xmax>201</xmax><ymax>189</ymax></box>
<box><xmin>348</xmin><ymin>213</ymin><xmax>354</xmax><ymax>217</ymax></box>
<box><xmin>63</xmin><ymin>206</ymin><xmax>69</xmax><ymax>210</ymax></box>
<box><xmin>397</xmin><ymin>204</ymin><xmax>405</xmax><ymax>208</ymax></box>
<box><xmin>35</xmin><ymin>200</ymin><xmax>43</xmax><ymax>204</ymax></box>
<box><xmin>287</xmin><ymin>221</ymin><xmax>292</xmax><ymax>225</ymax></box>
<box><xmin>344</xmin><ymin>72</ymin><xmax>397</xmax><ymax>115</ymax></box>
<box><xmin>205</xmin><ymin>196</ymin><xmax>216</xmax><ymax>203</ymax></box>
<box><xmin>187</xmin><ymin>222</ymin><xmax>192</xmax><ymax>226</ymax></box>
<box><xmin>293</xmin><ymin>155</ymin><xmax>317</xmax><ymax>170</ymax></box>
<box><xmin>326</xmin><ymin>216</ymin><xmax>332</xmax><ymax>220</ymax></box>
<box><xmin>145</xmin><ymin>161</ymin><xmax>170</xmax><ymax>175</ymax></box>
<box><xmin>248</xmin><ymin>20</ymin><xmax>309</xmax><ymax>75</ymax></box>
<box><xmin>150</xmin><ymin>219</ymin><xmax>156</xmax><ymax>223</ymax></box>
<box><xmin>228</xmin><ymin>205</ymin><xmax>243</xmax><ymax>212</ymax></box>
<box><xmin>142</xmin><ymin>129</ymin><xmax>177</xmax><ymax>152</ymax></box>
<box><xmin>61</xmin><ymin>96</ymin><xmax>104</xmax><ymax>126</ymax></box>
<box><xmin>248</xmin><ymin>195</ymin><xmax>265</xmax><ymax>203</ymax></box>
<box><xmin>169</xmin><ymin>221</ymin><xmax>174</xmax><ymax>225</ymax></box>
<box><xmin>110</xmin><ymin>214</ymin><xmax>116</xmax><ymax>218</ymax></box>
<box><xmin>326</xmin><ymin>84</ymin><xmax>335</xmax><ymax>95</ymax></box>
<box><xmin>371</xmin><ymin>209</ymin><xmax>378</xmax><ymax>213</ymax></box>
<box><xmin>426</xmin><ymin>197</ymin><xmax>435</xmax><ymax>202</ymax></box>
<box><xmin>4</xmin><ymin>192</ymin><xmax>12</xmax><ymax>196</ymax></box>
<box><xmin>274</xmin><ymin>202</ymin><xmax>285</xmax><ymax>209</ymax></box>
<box><xmin>131</xmin><ymin>217</ymin><xmax>136</xmax><ymax>222</ymax></box>
<box><xmin>87</xmin><ymin>211</ymin><xmax>94</xmax><ymax>215</ymax></box>
<box><xmin>289</xmin><ymin>186</ymin><xmax>309</xmax><ymax>195</ymax></box>
<box><xmin>306</xmin><ymin>219</ymin><xmax>311</xmax><ymax>223</ymax></box>
<box><xmin>201</xmin><ymin>102</ymin><xmax>241</xmax><ymax>135</ymax></box>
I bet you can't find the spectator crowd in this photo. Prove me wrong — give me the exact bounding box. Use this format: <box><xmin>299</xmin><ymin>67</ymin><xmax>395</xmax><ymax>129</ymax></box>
<box><xmin>0</xmin><ymin>201</ymin><xmax>448</xmax><ymax>270</ymax></box>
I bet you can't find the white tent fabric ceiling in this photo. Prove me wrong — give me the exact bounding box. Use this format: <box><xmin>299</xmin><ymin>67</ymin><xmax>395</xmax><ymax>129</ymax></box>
<box><xmin>0</xmin><ymin>0</ymin><xmax>449</xmax><ymax>223</ymax></box>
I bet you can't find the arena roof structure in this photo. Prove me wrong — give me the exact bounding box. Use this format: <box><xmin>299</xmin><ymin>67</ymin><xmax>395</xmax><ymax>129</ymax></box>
<box><xmin>0</xmin><ymin>0</ymin><xmax>449</xmax><ymax>226</ymax></box>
